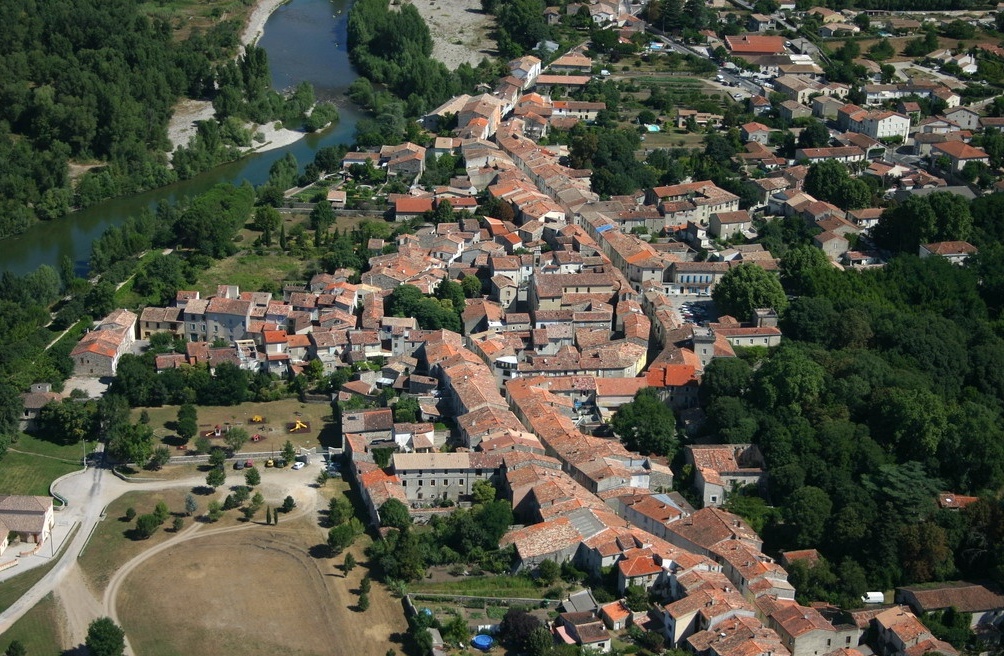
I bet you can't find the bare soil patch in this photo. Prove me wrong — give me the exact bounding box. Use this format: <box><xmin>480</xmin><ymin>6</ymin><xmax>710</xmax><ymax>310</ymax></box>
<box><xmin>401</xmin><ymin>0</ymin><xmax>497</xmax><ymax>69</ymax></box>
<box><xmin>118</xmin><ymin>516</ymin><xmax>407</xmax><ymax>656</ymax></box>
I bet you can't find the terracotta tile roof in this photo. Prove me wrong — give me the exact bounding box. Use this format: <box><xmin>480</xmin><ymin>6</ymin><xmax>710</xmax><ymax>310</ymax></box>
<box><xmin>899</xmin><ymin>581</ymin><xmax>1004</xmax><ymax>614</ymax></box>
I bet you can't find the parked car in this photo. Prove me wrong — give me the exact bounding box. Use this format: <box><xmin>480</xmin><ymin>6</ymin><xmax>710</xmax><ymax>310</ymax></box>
<box><xmin>233</xmin><ymin>461</ymin><xmax>244</xmax><ymax>470</ymax></box>
<box><xmin>292</xmin><ymin>461</ymin><xmax>306</xmax><ymax>470</ymax></box>
<box><xmin>274</xmin><ymin>458</ymin><xmax>287</xmax><ymax>468</ymax></box>
<box><xmin>245</xmin><ymin>459</ymin><xmax>254</xmax><ymax>468</ymax></box>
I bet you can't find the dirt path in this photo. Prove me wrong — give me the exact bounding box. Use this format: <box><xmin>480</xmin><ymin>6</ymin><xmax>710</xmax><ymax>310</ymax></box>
<box><xmin>53</xmin><ymin>564</ymin><xmax>104</xmax><ymax>649</ymax></box>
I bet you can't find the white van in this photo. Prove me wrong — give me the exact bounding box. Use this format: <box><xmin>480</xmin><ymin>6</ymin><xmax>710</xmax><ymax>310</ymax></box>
<box><xmin>861</xmin><ymin>592</ymin><xmax>884</xmax><ymax>604</ymax></box>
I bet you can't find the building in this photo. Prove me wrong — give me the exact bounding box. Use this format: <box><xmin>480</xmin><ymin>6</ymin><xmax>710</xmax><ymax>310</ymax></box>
<box><xmin>918</xmin><ymin>240</ymin><xmax>978</xmax><ymax>265</ymax></box>
<box><xmin>741</xmin><ymin>122</ymin><xmax>773</xmax><ymax>145</ymax></box>
<box><xmin>709</xmin><ymin>211</ymin><xmax>753</xmax><ymax>240</ymax></box>
<box><xmin>930</xmin><ymin>141</ymin><xmax>990</xmax><ymax>173</ymax></box>
<box><xmin>392</xmin><ymin>452</ymin><xmax>498</xmax><ymax>503</ymax></box>
<box><xmin>686</xmin><ymin>444</ymin><xmax>766</xmax><ymax>507</ymax></box>
<box><xmin>838</xmin><ymin>105</ymin><xmax>911</xmax><ymax>143</ymax></box>
<box><xmin>19</xmin><ymin>383</ymin><xmax>63</xmax><ymax>431</ymax></box>
<box><xmin>873</xmin><ymin>607</ymin><xmax>959</xmax><ymax>656</ymax></box>
<box><xmin>725</xmin><ymin>35</ymin><xmax>787</xmax><ymax>57</ymax></box>
<box><xmin>0</xmin><ymin>495</ymin><xmax>55</xmax><ymax>553</ymax></box>
<box><xmin>70</xmin><ymin>309</ymin><xmax>138</xmax><ymax>377</ymax></box>
<box><xmin>896</xmin><ymin>582</ymin><xmax>1004</xmax><ymax>629</ymax></box>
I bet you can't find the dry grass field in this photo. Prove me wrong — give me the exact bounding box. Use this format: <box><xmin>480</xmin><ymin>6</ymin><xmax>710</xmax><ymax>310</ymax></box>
<box><xmin>117</xmin><ymin>512</ymin><xmax>407</xmax><ymax>656</ymax></box>
<box><xmin>131</xmin><ymin>398</ymin><xmax>339</xmax><ymax>453</ymax></box>
<box><xmin>78</xmin><ymin>488</ymin><xmax>194</xmax><ymax>593</ymax></box>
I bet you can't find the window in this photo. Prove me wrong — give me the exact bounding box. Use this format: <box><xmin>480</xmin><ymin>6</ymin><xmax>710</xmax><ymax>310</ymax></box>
<box><xmin>443</xmin><ymin>480</ymin><xmax>449</xmax><ymax>486</ymax></box>
<box><xmin>418</xmin><ymin>480</ymin><xmax>423</xmax><ymax>486</ymax></box>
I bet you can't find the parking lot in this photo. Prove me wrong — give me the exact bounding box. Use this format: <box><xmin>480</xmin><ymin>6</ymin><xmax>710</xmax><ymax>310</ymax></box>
<box><xmin>668</xmin><ymin>294</ymin><xmax>719</xmax><ymax>326</ymax></box>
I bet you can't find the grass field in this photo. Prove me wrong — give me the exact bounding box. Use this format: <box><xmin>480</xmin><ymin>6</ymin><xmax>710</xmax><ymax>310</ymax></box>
<box><xmin>194</xmin><ymin>252</ymin><xmax>305</xmax><ymax>297</ymax></box>
<box><xmin>0</xmin><ymin>435</ymin><xmax>86</xmax><ymax>497</ymax></box>
<box><xmin>131</xmin><ymin>398</ymin><xmax>338</xmax><ymax>452</ymax></box>
<box><xmin>0</xmin><ymin>593</ymin><xmax>63</xmax><ymax>656</ymax></box>
<box><xmin>410</xmin><ymin>575</ymin><xmax>546</xmax><ymax>598</ymax></box>
<box><xmin>78</xmin><ymin>488</ymin><xmax>192</xmax><ymax>593</ymax></box>
<box><xmin>137</xmin><ymin>0</ymin><xmax>257</xmax><ymax>41</ymax></box>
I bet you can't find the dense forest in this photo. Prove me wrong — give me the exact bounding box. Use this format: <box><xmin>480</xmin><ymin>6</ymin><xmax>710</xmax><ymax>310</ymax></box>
<box><xmin>697</xmin><ymin>191</ymin><xmax>1004</xmax><ymax>608</ymax></box>
<box><xmin>0</xmin><ymin>0</ymin><xmax>335</xmax><ymax>240</ymax></box>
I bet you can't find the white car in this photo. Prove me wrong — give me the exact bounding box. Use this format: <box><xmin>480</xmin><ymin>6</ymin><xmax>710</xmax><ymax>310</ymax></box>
<box><xmin>291</xmin><ymin>461</ymin><xmax>306</xmax><ymax>470</ymax></box>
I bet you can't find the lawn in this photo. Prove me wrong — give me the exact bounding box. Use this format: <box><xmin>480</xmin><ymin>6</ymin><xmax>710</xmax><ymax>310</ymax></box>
<box><xmin>131</xmin><ymin>398</ymin><xmax>338</xmax><ymax>452</ymax></box>
<box><xmin>0</xmin><ymin>525</ymin><xmax>78</xmax><ymax>615</ymax></box>
<box><xmin>410</xmin><ymin>575</ymin><xmax>547</xmax><ymax>598</ymax></box>
<box><xmin>0</xmin><ymin>434</ymin><xmax>86</xmax><ymax>497</ymax></box>
<box><xmin>78</xmin><ymin>488</ymin><xmax>192</xmax><ymax>594</ymax></box>
<box><xmin>0</xmin><ymin>593</ymin><xmax>63</xmax><ymax>656</ymax></box>
<box><xmin>194</xmin><ymin>252</ymin><xmax>305</xmax><ymax>297</ymax></box>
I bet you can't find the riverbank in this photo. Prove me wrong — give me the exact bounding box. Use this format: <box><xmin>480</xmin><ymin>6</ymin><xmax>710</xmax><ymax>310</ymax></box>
<box><xmin>402</xmin><ymin>0</ymin><xmax>496</xmax><ymax>70</ymax></box>
<box><xmin>165</xmin><ymin>0</ymin><xmax>317</xmax><ymax>156</ymax></box>
<box><xmin>242</xmin><ymin>0</ymin><xmax>292</xmax><ymax>48</ymax></box>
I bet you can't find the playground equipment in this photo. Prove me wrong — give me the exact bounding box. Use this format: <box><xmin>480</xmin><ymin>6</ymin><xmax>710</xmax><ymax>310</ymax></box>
<box><xmin>287</xmin><ymin>419</ymin><xmax>310</xmax><ymax>434</ymax></box>
<box><xmin>251</xmin><ymin>434</ymin><xmax>262</xmax><ymax>442</ymax></box>
<box><xmin>472</xmin><ymin>635</ymin><xmax>494</xmax><ymax>651</ymax></box>
<box><xmin>251</xmin><ymin>415</ymin><xmax>265</xmax><ymax>423</ymax></box>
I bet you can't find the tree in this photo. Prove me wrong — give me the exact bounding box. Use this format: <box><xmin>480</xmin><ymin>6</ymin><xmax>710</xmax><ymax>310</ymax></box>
<box><xmin>210</xmin><ymin>362</ymin><xmax>248</xmax><ymax>405</ymax></box>
<box><xmin>282</xmin><ymin>495</ymin><xmax>296</xmax><ymax>513</ymax></box>
<box><xmin>148</xmin><ymin>446</ymin><xmax>171</xmax><ymax>471</ymax></box>
<box><xmin>784</xmin><ymin>486</ymin><xmax>833</xmax><ymax>546</ymax></box>
<box><xmin>525</xmin><ymin>627</ymin><xmax>553</xmax><ymax>656</ymax></box>
<box><xmin>125</xmin><ymin>507</ymin><xmax>136</xmax><ymax>522</ymax></box>
<box><xmin>266</xmin><ymin>506</ymin><xmax>273</xmax><ymax>525</ymax></box>
<box><xmin>873</xmin><ymin>192</ymin><xmax>972</xmax><ymax>253</ymax></box>
<box><xmin>108</xmin><ymin>422</ymin><xmax>154</xmax><ymax>466</ymax></box>
<box><xmin>625</xmin><ymin>584</ymin><xmax>650</xmax><ymax>611</ymax></box>
<box><xmin>328</xmin><ymin>523</ymin><xmax>356</xmax><ymax>554</ymax></box>
<box><xmin>184</xmin><ymin>494</ymin><xmax>197</xmax><ymax>517</ymax></box>
<box><xmin>172</xmin><ymin>516</ymin><xmax>184</xmax><ymax>532</ymax></box>
<box><xmin>86</xmin><ymin>617</ymin><xmax>125</xmax><ymax>656</ymax></box>
<box><xmin>462</xmin><ymin>274</ymin><xmax>482</xmax><ymax>298</ymax></box>
<box><xmin>699</xmin><ymin>358</ymin><xmax>752</xmax><ymax>405</ymax></box>
<box><xmin>208</xmin><ymin>448</ymin><xmax>227</xmax><ymax>468</ymax></box>
<box><xmin>472</xmin><ymin>479</ymin><xmax>496</xmax><ymax>505</ymax></box>
<box><xmin>713</xmin><ymin>263</ymin><xmax>788</xmax><ymax>321</ymax></box>
<box><xmin>194</xmin><ymin>435</ymin><xmax>212</xmax><ymax>455</ymax></box>
<box><xmin>134</xmin><ymin>513</ymin><xmax>161</xmax><ymax>540</ymax></box>
<box><xmin>344</xmin><ymin>552</ymin><xmax>357</xmax><ymax>574</ymax></box>
<box><xmin>797</xmin><ymin>120</ymin><xmax>831</xmax><ymax>149</ymax></box>
<box><xmin>392</xmin><ymin>397</ymin><xmax>420</xmax><ymax>423</ymax></box>
<box><xmin>501</xmin><ymin>609</ymin><xmax>542</xmax><ymax>650</ymax></box>
<box><xmin>245</xmin><ymin>467</ymin><xmax>261</xmax><ymax>487</ymax></box>
<box><xmin>358</xmin><ymin>591</ymin><xmax>370</xmax><ymax>611</ymax></box>
<box><xmin>282</xmin><ymin>440</ymin><xmax>296</xmax><ymax>464</ymax></box>
<box><xmin>380</xmin><ymin>499</ymin><xmax>411</xmax><ymax>529</ymax></box>
<box><xmin>224</xmin><ymin>427</ymin><xmax>249</xmax><ymax>454</ymax></box>
<box><xmin>4</xmin><ymin>641</ymin><xmax>26</xmax><ymax>656</ymax></box>
<box><xmin>207</xmin><ymin>500</ymin><xmax>223</xmax><ymax>522</ymax></box>
<box><xmin>612</xmin><ymin>388</ymin><xmax>678</xmax><ymax>457</ymax></box>
<box><xmin>329</xmin><ymin>496</ymin><xmax>354</xmax><ymax>525</ymax></box>
<box><xmin>206</xmin><ymin>466</ymin><xmax>226</xmax><ymax>489</ymax></box>
<box><xmin>537</xmin><ymin>559</ymin><xmax>560</xmax><ymax>586</ymax></box>
<box><xmin>153</xmin><ymin>501</ymin><xmax>170</xmax><ymax>525</ymax></box>
<box><xmin>804</xmin><ymin>160</ymin><xmax>871</xmax><ymax>210</ymax></box>
<box><xmin>360</xmin><ymin>576</ymin><xmax>371</xmax><ymax>594</ymax></box>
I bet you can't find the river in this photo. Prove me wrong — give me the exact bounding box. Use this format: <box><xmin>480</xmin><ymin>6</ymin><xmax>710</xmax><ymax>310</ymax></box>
<box><xmin>0</xmin><ymin>0</ymin><xmax>361</xmax><ymax>277</ymax></box>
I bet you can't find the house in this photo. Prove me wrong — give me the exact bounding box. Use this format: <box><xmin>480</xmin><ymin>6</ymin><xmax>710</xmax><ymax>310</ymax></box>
<box><xmin>741</xmin><ymin>122</ymin><xmax>772</xmax><ymax>145</ymax></box>
<box><xmin>0</xmin><ymin>495</ymin><xmax>55</xmax><ymax>551</ymax></box>
<box><xmin>779</xmin><ymin>100</ymin><xmax>812</xmax><ymax>122</ymax></box>
<box><xmin>599</xmin><ymin>600</ymin><xmax>634</xmax><ymax>631</ymax></box>
<box><xmin>931</xmin><ymin>141</ymin><xmax>989</xmax><ymax>173</ymax></box>
<box><xmin>795</xmin><ymin>147</ymin><xmax>864</xmax><ymax>164</ymax></box>
<box><xmin>749</xmin><ymin>95</ymin><xmax>773</xmax><ymax>116</ymax></box>
<box><xmin>942</xmin><ymin>107</ymin><xmax>980</xmax><ymax>131</ymax></box>
<box><xmin>748</xmin><ymin>13</ymin><xmax>776</xmax><ymax>31</ymax></box>
<box><xmin>392</xmin><ymin>452</ymin><xmax>498</xmax><ymax>503</ymax></box>
<box><xmin>326</xmin><ymin>189</ymin><xmax>347</xmax><ymax>209</ymax></box>
<box><xmin>137</xmin><ymin>306</ymin><xmax>183</xmax><ymax>339</ymax></box>
<box><xmin>556</xmin><ymin>612</ymin><xmax>612</xmax><ymax>652</ymax></box>
<box><xmin>807</xmin><ymin>6</ymin><xmax>843</xmax><ymax>23</ymax></box>
<box><xmin>686</xmin><ymin>444</ymin><xmax>766</xmax><ymax>507</ymax></box>
<box><xmin>873</xmin><ymin>607</ymin><xmax>959</xmax><ymax>656</ymax></box>
<box><xmin>757</xmin><ymin>596</ymin><xmax>856</xmax><ymax>656</ymax></box>
<box><xmin>19</xmin><ymin>383</ymin><xmax>63</xmax><ymax>431</ymax></box>
<box><xmin>838</xmin><ymin>105</ymin><xmax>911</xmax><ymax>143</ymax></box>
<box><xmin>918</xmin><ymin>240</ymin><xmax>978</xmax><ymax>265</ymax></box>
<box><xmin>725</xmin><ymin>35</ymin><xmax>786</xmax><ymax>57</ymax></box>
<box><xmin>896</xmin><ymin>581</ymin><xmax>1004</xmax><ymax>629</ymax></box>
<box><xmin>70</xmin><ymin>309</ymin><xmax>138</xmax><ymax>377</ymax></box>
<box><xmin>812</xmin><ymin>96</ymin><xmax>845</xmax><ymax>119</ymax></box>
<box><xmin>709</xmin><ymin>211</ymin><xmax>753</xmax><ymax>240</ymax></box>
<box><xmin>814</xmin><ymin>231</ymin><xmax>849</xmax><ymax>260</ymax></box>
<box><xmin>819</xmin><ymin>23</ymin><xmax>859</xmax><ymax>37</ymax></box>
<box><xmin>677</xmin><ymin>109</ymin><xmax>725</xmax><ymax>130</ymax></box>
<box><xmin>550</xmin><ymin>53</ymin><xmax>593</xmax><ymax>73</ymax></box>
<box><xmin>393</xmin><ymin>197</ymin><xmax>434</xmax><ymax>222</ymax></box>
<box><xmin>509</xmin><ymin>55</ymin><xmax>542</xmax><ymax>89</ymax></box>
